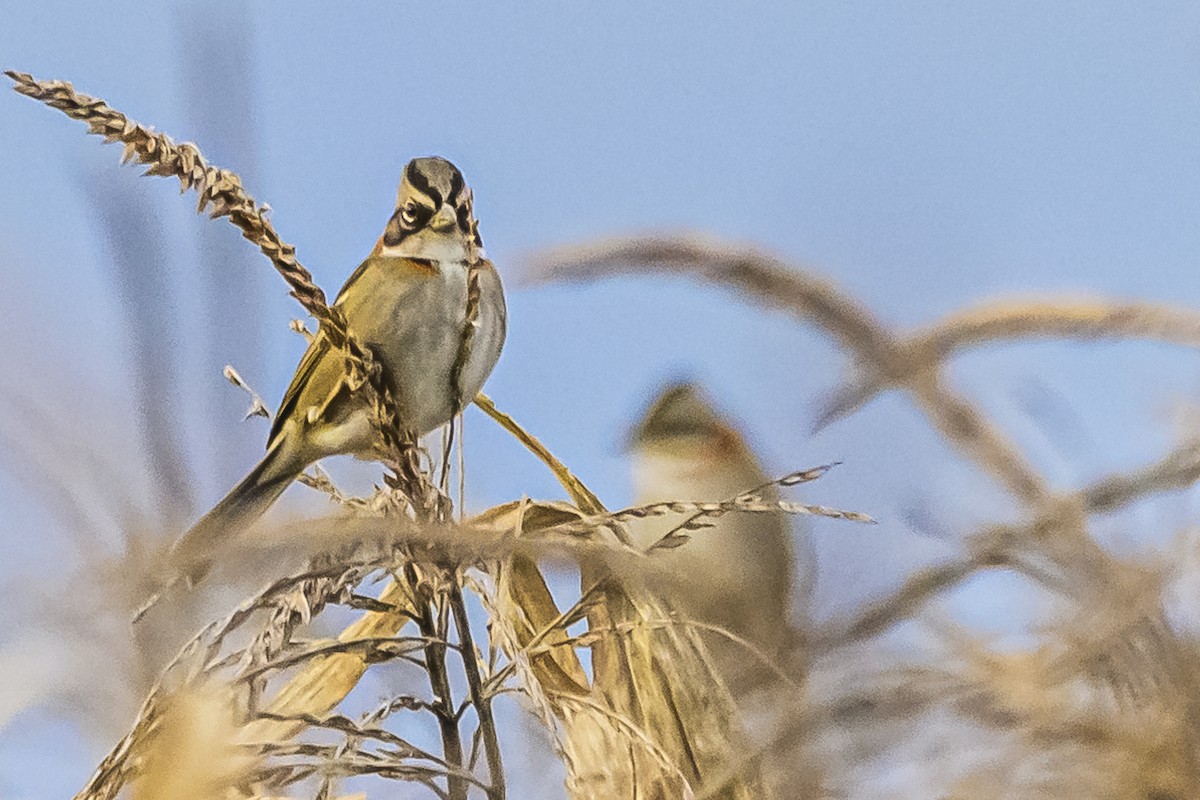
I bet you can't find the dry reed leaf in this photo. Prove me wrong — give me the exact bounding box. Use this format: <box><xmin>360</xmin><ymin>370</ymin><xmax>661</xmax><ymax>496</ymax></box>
<box><xmin>474</xmin><ymin>393</ymin><xmax>606</xmax><ymax>514</ymax></box>
<box><xmin>469</xmin><ymin>499</ymin><xmax>591</xmax><ymax>696</ymax></box>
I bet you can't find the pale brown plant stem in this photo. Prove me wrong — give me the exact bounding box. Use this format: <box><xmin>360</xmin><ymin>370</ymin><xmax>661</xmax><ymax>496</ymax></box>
<box><xmin>526</xmin><ymin>235</ymin><xmax>891</xmax><ymax>364</ymax></box>
<box><xmin>533</xmin><ymin>236</ymin><xmax>1200</xmax><ymax>515</ymax></box>
<box><xmin>450</xmin><ymin>581</ymin><xmax>506</xmax><ymax>799</ymax></box>
<box><xmin>1083</xmin><ymin>438</ymin><xmax>1200</xmax><ymax>513</ymax></box>
<box><xmin>818</xmin><ymin>296</ymin><xmax>1200</xmax><ymax>426</ymax></box>
<box><xmin>441</xmin><ymin>262</ymin><xmax>485</xmax><ymax>495</ymax></box>
<box><xmin>924</xmin><ymin>297</ymin><xmax>1200</xmax><ymax>352</ymax></box>
<box><xmin>415</xmin><ymin>582</ymin><xmax>468</xmax><ymax>800</ymax></box>
<box><xmin>813</xmin><ymin>556</ymin><xmax>989</xmax><ymax>650</ymax></box>
<box><xmin>818</xmin><ymin>431</ymin><xmax>1200</xmax><ymax>652</ymax></box>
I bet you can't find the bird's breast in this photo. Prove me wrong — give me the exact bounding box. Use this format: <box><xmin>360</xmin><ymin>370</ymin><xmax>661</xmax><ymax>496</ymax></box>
<box><xmin>360</xmin><ymin>259</ymin><xmax>505</xmax><ymax>435</ymax></box>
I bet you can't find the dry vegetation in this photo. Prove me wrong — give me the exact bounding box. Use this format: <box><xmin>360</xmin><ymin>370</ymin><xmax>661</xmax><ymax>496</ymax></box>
<box><xmin>7</xmin><ymin>70</ymin><xmax>1200</xmax><ymax>800</ymax></box>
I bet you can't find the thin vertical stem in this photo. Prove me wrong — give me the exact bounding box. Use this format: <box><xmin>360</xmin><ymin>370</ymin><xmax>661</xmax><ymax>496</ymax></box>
<box><xmin>450</xmin><ymin>580</ymin><xmax>506</xmax><ymax>799</ymax></box>
<box><xmin>417</xmin><ymin>591</ymin><xmax>467</xmax><ymax>800</ymax></box>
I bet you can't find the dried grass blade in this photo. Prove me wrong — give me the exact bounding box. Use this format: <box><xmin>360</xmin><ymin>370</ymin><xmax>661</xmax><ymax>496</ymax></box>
<box><xmin>474</xmin><ymin>393</ymin><xmax>605</xmax><ymax>515</ymax></box>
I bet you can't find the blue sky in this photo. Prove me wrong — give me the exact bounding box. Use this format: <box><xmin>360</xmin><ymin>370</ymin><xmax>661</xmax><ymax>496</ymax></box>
<box><xmin>4</xmin><ymin>2</ymin><xmax>1200</xmax><ymax>796</ymax></box>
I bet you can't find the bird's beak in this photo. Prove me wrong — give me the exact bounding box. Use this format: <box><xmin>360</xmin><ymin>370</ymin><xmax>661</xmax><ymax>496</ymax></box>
<box><xmin>429</xmin><ymin>204</ymin><xmax>458</xmax><ymax>233</ymax></box>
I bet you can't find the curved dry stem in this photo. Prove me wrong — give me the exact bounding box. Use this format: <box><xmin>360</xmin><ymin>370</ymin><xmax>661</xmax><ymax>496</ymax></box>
<box><xmin>474</xmin><ymin>392</ymin><xmax>607</xmax><ymax>516</ymax></box>
<box><xmin>818</xmin><ymin>296</ymin><xmax>1200</xmax><ymax>427</ymax></box>
<box><xmin>526</xmin><ymin>234</ymin><xmax>894</xmax><ymax>367</ymax></box>
<box><xmin>5</xmin><ymin>72</ymin><xmax>331</xmax><ymax>323</ymax></box>
<box><xmin>813</xmin><ymin>557</ymin><xmax>988</xmax><ymax>651</ymax></box>
<box><xmin>1082</xmin><ymin>439</ymin><xmax>1200</xmax><ymax>514</ymax></box>
<box><xmin>919</xmin><ymin>296</ymin><xmax>1200</xmax><ymax>356</ymax></box>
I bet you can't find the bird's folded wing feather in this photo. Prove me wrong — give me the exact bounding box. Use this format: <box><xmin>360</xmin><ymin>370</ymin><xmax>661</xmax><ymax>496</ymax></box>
<box><xmin>268</xmin><ymin>332</ymin><xmax>333</xmax><ymax>448</ymax></box>
<box><xmin>267</xmin><ymin>255</ymin><xmax>438</xmax><ymax>449</ymax></box>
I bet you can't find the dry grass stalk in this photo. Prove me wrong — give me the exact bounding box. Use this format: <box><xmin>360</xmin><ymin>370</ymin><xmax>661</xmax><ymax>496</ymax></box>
<box><xmin>537</xmin><ymin>466</ymin><xmax>873</xmax><ymax>544</ymax></box>
<box><xmin>4</xmin><ymin>72</ymin><xmax>328</xmax><ymax>320</ymax></box>
<box><xmin>75</xmin><ymin>537</ymin><xmax>526</xmax><ymax>800</ymax></box>
<box><xmin>819</xmin><ymin>296</ymin><xmax>1200</xmax><ymax>426</ymax></box>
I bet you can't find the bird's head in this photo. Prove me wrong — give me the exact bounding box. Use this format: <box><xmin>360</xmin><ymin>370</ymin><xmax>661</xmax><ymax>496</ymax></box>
<box><xmin>629</xmin><ymin>382</ymin><xmax>732</xmax><ymax>455</ymax></box>
<box><xmin>379</xmin><ymin>156</ymin><xmax>482</xmax><ymax>260</ymax></box>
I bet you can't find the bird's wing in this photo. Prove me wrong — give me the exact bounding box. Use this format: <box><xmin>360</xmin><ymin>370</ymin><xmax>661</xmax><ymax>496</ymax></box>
<box><xmin>265</xmin><ymin>255</ymin><xmax>439</xmax><ymax>450</ymax></box>
<box><xmin>267</xmin><ymin>329</ymin><xmax>333</xmax><ymax>449</ymax></box>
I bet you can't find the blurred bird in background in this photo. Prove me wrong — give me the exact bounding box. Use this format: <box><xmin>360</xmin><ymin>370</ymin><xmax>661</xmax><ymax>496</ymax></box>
<box><xmin>625</xmin><ymin>382</ymin><xmax>801</xmax><ymax>682</ymax></box>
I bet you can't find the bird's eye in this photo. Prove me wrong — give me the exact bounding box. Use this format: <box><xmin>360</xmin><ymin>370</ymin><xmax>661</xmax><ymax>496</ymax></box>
<box><xmin>401</xmin><ymin>203</ymin><xmax>419</xmax><ymax>225</ymax></box>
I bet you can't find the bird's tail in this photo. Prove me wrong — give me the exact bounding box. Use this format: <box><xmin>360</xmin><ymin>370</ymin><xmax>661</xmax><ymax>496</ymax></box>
<box><xmin>135</xmin><ymin>444</ymin><xmax>297</xmax><ymax>621</ymax></box>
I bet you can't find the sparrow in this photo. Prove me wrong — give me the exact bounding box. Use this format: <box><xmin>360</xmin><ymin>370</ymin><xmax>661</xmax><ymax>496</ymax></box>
<box><xmin>168</xmin><ymin>156</ymin><xmax>506</xmax><ymax>585</ymax></box>
<box><xmin>625</xmin><ymin>382</ymin><xmax>796</xmax><ymax>668</ymax></box>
